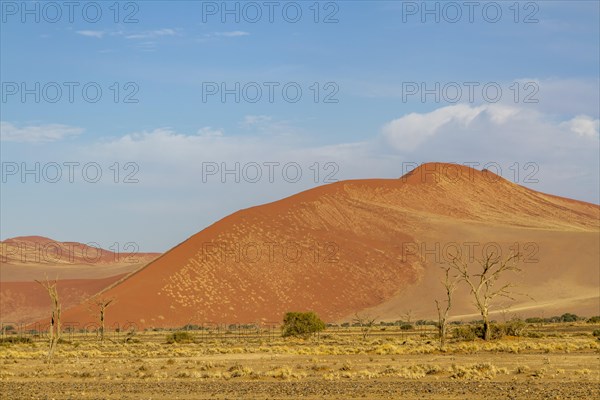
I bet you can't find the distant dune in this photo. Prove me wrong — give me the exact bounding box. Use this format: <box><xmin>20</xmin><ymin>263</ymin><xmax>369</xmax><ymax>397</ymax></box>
<box><xmin>1</xmin><ymin>275</ymin><xmax>127</xmax><ymax>325</ymax></box>
<box><xmin>0</xmin><ymin>237</ymin><xmax>160</xmax><ymax>324</ymax></box>
<box><xmin>50</xmin><ymin>163</ymin><xmax>599</xmax><ymax>329</ymax></box>
<box><xmin>1</xmin><ymin>235</ymin><xmax>159</xmax><ymax>270</ymax></box>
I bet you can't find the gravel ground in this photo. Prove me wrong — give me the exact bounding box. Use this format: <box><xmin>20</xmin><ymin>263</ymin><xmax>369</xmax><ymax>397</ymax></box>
<box><xmin>2</xmin><ymin>380</ymin><xmax>599</xmax><ymax>400</ymax></box>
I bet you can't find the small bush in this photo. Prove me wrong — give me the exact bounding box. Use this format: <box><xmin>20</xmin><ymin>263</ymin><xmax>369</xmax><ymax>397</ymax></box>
<box><xmin>454</xmin><ymin>324</ymin><xmax>505</xmax><ymax>340</ymax></box>
<box><xmin>166</xmin><ymin>331</ymin><xmax>194</xmax><ymax>344</ymax></box>
<box><xmin>502</xmin><ymin>318</ymin><xmax>526</xmax><ymax>337</ymax></box>
<box><xmin>228</xmin><ymin>363</ymin><xmax>253</xmax><ymax>378</ymax></box>
<box><xmin>514</xmin><ymin>365</ymin><xmax>530</xmax><ymax>374</ymax></box>
<box><xmin>0</xmin><ymin>336</ymin><xmax>33</xmax><ymax>345</ymax></box>
<box><xmin>560</xmin><ymin>313</ymin><xmax>580</xmax><ymax>322</ymax></box>
<box><xmin>453</xmin><ymin>326</ymin><xmax>477</xmax><ymax>341</ymax></box>
<box><xmin>592</xmin><ymin>329</ymin><xmax>600</xmax><ymax>337</ymax></box>
<box><xmin>282</xmin><ymin>311</ymin><xmax>325</xmax><ymax>338</ymax></box>
<box><xmin>400</xmin><ymin>324</ymin><xmax>413</xmax><ymax>331</ymax></box>
<box><xmin>473</xmin><ymin>324</ymin><xmax>504</xmax><ymax>340</ymax></box>
<box><xmin>586</xmin><ymin>316</ymin><xmax>600</xmax><ymax>324</ymax></box>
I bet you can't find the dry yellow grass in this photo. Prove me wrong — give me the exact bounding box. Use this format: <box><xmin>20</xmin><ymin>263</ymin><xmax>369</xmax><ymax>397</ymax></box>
<box><xmin>1</xmin><ymin>324</ymin><xmax>598</xmax><ymax>399</ymax></box>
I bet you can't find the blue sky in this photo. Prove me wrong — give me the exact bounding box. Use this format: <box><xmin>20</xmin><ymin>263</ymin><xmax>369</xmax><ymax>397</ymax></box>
<box><xmin>1</xmin><ymin>1</ymin><xmax>599</xmax><ymax>251</ymax></box>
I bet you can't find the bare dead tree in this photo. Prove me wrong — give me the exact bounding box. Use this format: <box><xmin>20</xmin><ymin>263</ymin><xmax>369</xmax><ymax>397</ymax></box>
<box><xmin>434</xmin><ymin>265</ymin><xmax>459</xmax><ymax>349</ymax></box>
<box><xmin>92</xmin><ymin>298</ymin><xmax>114</xmax><ymax>342</ymax></box>
<box><xmin>35</xmin><ymin>277</ymin><xmax>61</xmax><ymax>359</ymax></box>
<box><xmin>402</xmin><ymin>309</ymin><xmax>414</xmax><ymax>325</ymax></box>
<box><xmin>448</xmin><ymin>251</ymin><xmax>523</xmax><ymax>340</ymax></box>
<box><xmin>352</xmin><ymin>313</ymin><xmax>378</xmax><ymax>340</ymax></box>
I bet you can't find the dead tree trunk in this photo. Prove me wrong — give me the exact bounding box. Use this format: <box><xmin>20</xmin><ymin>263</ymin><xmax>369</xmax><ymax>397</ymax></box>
<box><xmin>98</xmin><ymin>299</ymin><xmax>113</xmax><ymax>342</ymax></box>
<box><xmin>36</xmin><ymin>278</ymin><xmax>61</xmax><ymax>360</ymax></box>
<box><xmin>435</xmin><ymin>266</ymin><xmax>458</xmax><ymax>349</ymax></box>
<box><xmin>482</xmin><ymin>311</ymin><xmax>491</xmax><ymax>341</ymax></box>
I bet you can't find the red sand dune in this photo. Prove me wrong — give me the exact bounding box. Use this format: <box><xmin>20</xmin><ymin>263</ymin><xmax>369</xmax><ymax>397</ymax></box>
<box><xmin>54</xmin><ymin>163</ymin><xmax>599</xmax><ymax>329</ymax></box>
<box><xmin>1</xmin><ymin>275</ymin><xmax>126</xmax><ymax>326</ymax></box>
<box><xmin>1</xmin><ymin>236</ymin><xmax>159</xmax><ymax>267</ymax></box>
<box><xmin>0</xmin><ymin>238</ymin><xmax>160</xmax><ymax>324</ymax></box>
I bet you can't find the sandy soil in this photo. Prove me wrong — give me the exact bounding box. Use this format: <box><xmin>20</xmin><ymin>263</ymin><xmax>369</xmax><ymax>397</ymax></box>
<box><xmin>1</xmin><ymin>325</ymin><xmax>598</xmax><ymax>400</ymax></box>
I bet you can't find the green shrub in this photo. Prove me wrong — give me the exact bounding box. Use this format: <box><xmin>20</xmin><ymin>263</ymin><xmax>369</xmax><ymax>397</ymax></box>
<box><xmin>400</xmin><ymin>324</ymin><xmax>414</xmax><ymax>331</ymax></box>
<box><xmin>282</xmin><ymin>311</ymin><xmax>325</xmax><ymax>338</ymax></box>
<box><xmin>586</xmin><ymin>316</ymin><xmax>600</xmax><ymax>324</ymax></box>
<box><xmin>592</xmin><ymin>329</ymin><xmax>600</xmax><ymax>337</ymax></box>
<box><xmin>453</xmin><ymin>325</ymin><xmax>477</xmax><ymax>341</ymax></box>
<box><xmin>166</xmin><ymin>331</ymin><xmax>195</xmax><ymax>344</ymax></box>
<box><xmin>560</xmin><ymin>313</ymin><xmax>580</xmax><ymax>322</ymax></box>
<box><xmin>454</xmin><ymin>324</ymin><xmax>505</xmax><ymax>341</ymax></box>
<box><xmin>502</xmin><ymin>318</ymin><xmax>526</xmax><ymax>336</ymax></box>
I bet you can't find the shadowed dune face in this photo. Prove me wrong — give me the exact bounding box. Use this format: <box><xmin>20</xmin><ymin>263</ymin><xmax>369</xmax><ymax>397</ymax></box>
<box><xmin>55</xmin><ymin>163</ymin><xmax>599</xmax><ymax>329</ymax></box>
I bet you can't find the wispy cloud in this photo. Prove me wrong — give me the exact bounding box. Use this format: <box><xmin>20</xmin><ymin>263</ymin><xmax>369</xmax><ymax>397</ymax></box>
<box><xmin>197</xmin><ymin>127</ymin><xmax>224</xmax><ymax>137</ymax></box>
<box><xmin>76</xmin><ymin>30</ymin><xmax>106</xmax><ymax>39</ymax></box>
<box><xmin>0</xmin><ymin>122</ymin><xmax>83</xmax><ymax>143</ymax></box>
<box><xmin>198</xmin><ymin>31</ymin><xmax>251</xmax><ymax>42</ymax></box>
<box><xmin>125</xmin><ymin>29</ymin><xmax>178</xmax><ymax>40</ymax></box>
<box><xmin>75</xmin><ymin>28</ymin><xmax>179</xmax><ymax>41</ymax></box>
<box><xmin>561</xmin><ymin>115</ymin><xmax>600</xmax><ymax>138</ymax></box>
<box><xmin>240</xmin><ymin>115</ymin><xmax>297</xmax><ymax>136</ymax></box>
<box><xmin>214</xmin><ymin>31</ymin><xmax>250</xmax><ymax>37</ymax></box>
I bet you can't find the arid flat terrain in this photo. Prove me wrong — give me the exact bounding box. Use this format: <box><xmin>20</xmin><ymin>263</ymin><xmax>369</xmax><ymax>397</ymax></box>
<box><xmin>1</xmin><ymin>323</ymin><xmax>598</xmax><ymax>399</ymax></box>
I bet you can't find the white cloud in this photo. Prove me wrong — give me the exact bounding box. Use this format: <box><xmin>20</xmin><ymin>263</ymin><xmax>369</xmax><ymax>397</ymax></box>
<box><xmin>74</xmin><ymin>28</ymin><xmax>179</xmax><ymax>42</ymax></box>
<box><xmin>197</xmin><ymin>127</ymin><xmax>224</xmax><ymax>137</ymax></box>
<box><xmin>214</xmin><ymin>31</ymin><xmax>250</xmax><ymax>37</ymax></box>
<box><xmin>83</xmin><ymin>109</ymin><xmax>598</xmax><ymax>200</ymax></box>
<box><xmin>381</xmin><ymin>104</ymin><xmax>485</xmax><ymax>151</ymax></box>
<box><xmin>76</xmin><ymin>30</ymin><xmax>106</xmax><ymax>38</ymax></box>
<box><xmin>241</xmin><ymin>115</ymin><xmax>273</xmax><ymax>127</ymax></box>
<box><xmin>562</xmin><ymin>115</ymin><xmax>600</xmax><ymax>138</ymax></box>
<box><xmin>0</xmin><ymin>122</ymin><xmax>83</xmax><ymax>143</ymax></box>
<box><xmin>239</xmin><ymin>115</ymin><xmax>297</xmax><ymax>136</ymax></box>
<box><xmin>379</xmin><ymin>104</ymin><xmax>599</xmax><ymax>202</ymax></box>
<box><xmin>125</xmin><ymin>29</ymin><xmax>178</xmax><ymax>40</ymax></box>
<box><xmin>381</xmin><ymin>104</ymin><xmax>598</xmax><ymax>153</ymax></box>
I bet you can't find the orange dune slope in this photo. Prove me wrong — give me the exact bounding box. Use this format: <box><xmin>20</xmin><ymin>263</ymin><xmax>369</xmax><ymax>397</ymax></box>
<box><xmin>56</xmin><ymin>163</ymin><xmax>599</xmax><ymax>328</ymax></box>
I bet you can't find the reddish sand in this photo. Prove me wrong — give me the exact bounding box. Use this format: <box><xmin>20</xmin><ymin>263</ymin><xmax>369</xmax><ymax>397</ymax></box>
<box><xmin>1</xmin><ymin>275</ymin><xmax>126</xmax><ymax>325</ymax></box>
<box><xmin>1</xmin><ymin>236</ymin><xmax>159</xmax><ymax>267</ymax></box>
<box><xmin>52</xmin><ymin>163</ymin><xmax>599</xmax><ymax>329</ymax></box>
<box><xmin>0</xmin><ymin>238</ymin><xmax>160</xmax><ymax>324</ymax></box>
